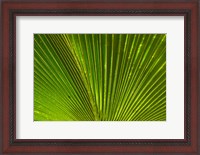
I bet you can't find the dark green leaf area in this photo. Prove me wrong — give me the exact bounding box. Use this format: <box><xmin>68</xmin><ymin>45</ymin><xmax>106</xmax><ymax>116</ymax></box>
<box><xmin>34</xmin><ymin>34</ymin><xmax>166</xmax><ymax>121</ymax></box>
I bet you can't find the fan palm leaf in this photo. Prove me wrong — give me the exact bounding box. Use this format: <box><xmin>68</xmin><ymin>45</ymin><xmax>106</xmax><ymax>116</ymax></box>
<box><xmin>34</xmin><ymin>34</ymin><xmax>166</xmax><ymax>121</ymax></box>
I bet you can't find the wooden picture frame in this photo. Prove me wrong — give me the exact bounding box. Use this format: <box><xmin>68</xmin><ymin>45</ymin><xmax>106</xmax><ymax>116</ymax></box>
<box><xmin>1</xmin><ymin>0</ymin><xmax>199</xmax><ymax>154</ymax></box>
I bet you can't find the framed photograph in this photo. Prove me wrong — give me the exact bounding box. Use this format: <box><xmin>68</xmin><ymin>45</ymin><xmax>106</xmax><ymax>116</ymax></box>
<box><xmin>1</xmin><ymin>0</ymin><xmax>199</xmax><ymax>154</ymax></box>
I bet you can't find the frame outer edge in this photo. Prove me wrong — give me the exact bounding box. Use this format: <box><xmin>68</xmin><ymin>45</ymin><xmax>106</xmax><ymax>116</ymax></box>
<box><xmin>0</xmin><ymin>0</ymin><xmax>3</xmax><ymax>154</ymax></box>
<box><xmin>198</xmin><ymin>0</ymin><xmax>200</xmax><ymax>154</ymax></box>
<box><xmin>187</xmin><ymin>3</ymin><xmax>199</xmax><ymax>154</ymax></box>
<box><xmin>2</xmin><ymin>2</ymin><xmax>11</xmax><ymax>154</ymax></box>
<box><xmin>190</xmin><ymin>2</ymin><xmax>198</xmax><ymax>153</ymax></box>
<box><xmin>1</xmin><ymin>1</ymin><xmax>199</xmax><ymax>154</ymax></box>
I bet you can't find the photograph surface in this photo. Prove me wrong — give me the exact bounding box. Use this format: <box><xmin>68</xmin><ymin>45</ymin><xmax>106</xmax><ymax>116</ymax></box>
<box><xmin>34</xmin><ymin>34</ymin><xmax>166</xmax><ymax>121</ymax></box>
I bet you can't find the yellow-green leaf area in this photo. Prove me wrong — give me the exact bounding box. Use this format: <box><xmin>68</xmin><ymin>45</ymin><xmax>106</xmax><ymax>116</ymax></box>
<box><xmin>34</xmin><ymin>34</ymin><xmax>166</xmax><ymax>121</ymax></box>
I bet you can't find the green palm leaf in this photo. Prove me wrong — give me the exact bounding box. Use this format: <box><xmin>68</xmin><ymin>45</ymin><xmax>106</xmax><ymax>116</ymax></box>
<box><xmin>34</xmin><ymin>34</ymin><xmax>166</xmax><ymax>121</ymax></box>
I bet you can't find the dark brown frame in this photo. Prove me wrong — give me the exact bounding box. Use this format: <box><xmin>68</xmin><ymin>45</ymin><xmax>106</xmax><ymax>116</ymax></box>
<box><xmin>0</xmin><ymin>0</ymin><xmax>199</xmax><ymax>154</ymax></box>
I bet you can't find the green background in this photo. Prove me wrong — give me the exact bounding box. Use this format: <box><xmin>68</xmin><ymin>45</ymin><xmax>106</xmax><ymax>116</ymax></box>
<box><xmin>34</xmin><ymin>34</ymin><xmax>166</xmax><ymax>121</ymax></box>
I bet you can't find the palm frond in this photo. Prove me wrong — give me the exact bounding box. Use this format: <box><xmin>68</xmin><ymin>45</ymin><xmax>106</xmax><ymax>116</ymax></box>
<box><xmin>34</xmin><ymin>34</ymin><xmax>166</xmax><ymax>121</ymax></box>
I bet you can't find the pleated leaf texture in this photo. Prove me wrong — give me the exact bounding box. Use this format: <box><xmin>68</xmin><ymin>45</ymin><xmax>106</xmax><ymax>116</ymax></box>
<box><xmin>34</xmin><ymin>34</ymin><xmax>166</xmax><ymax>121</ymax></box>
